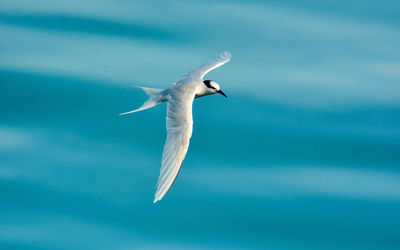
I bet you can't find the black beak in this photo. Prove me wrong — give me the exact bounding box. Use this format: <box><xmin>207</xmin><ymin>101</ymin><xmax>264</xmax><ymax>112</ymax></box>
<box><xmin>217</xmin><ymin>90</ymin><xmax>227</xmax><ymax>98</ymax></box>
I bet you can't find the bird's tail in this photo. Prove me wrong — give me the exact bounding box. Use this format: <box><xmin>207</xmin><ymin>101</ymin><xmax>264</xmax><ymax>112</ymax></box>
<box><xmin>119</xmin><ymin>86</ymin><xmax>165</xmax><ymax>116</ymax></box>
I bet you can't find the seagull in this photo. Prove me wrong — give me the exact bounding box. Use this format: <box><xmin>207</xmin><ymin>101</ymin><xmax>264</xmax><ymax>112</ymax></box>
<box><xmin>120</xmin><ymin>51</ymin><xmax>231</xmax><ymax>203</ymax></box>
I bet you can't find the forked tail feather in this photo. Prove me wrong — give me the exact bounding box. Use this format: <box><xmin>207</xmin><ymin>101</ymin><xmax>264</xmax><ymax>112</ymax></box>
<box><xmin>119</xmin><ymin>86</ymin><xmax>165</xmax><ymax>116</ymax></box>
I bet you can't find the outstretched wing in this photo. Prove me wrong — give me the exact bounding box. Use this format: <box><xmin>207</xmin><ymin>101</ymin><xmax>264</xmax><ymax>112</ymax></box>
<box><xmin>179</xmin><ymin>51</ymin><xmax>231</xmax><ymax>83</ymax></box>
<box><xmin>153</xmin><ymin>88</ymin><xmax>196</xmax><ymax>203</ymax></box>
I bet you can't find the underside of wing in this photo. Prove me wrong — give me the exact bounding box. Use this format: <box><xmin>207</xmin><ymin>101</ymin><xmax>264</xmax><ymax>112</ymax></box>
<box><xmin>179</xmin><ymin>51</ymin><xmax>231</xmax><ymax>83</ymax></box>
<box><xmin>154</xmin><ymin>89</ymin><xmax>195</xmax><ymax>203</ymax></box>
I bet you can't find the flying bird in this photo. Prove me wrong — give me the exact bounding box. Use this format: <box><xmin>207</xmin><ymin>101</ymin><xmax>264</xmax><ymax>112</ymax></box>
<box><xmin>120</xmin><ymin>51</ymin><xmax>231</xmax><ymax>203</ymax></box>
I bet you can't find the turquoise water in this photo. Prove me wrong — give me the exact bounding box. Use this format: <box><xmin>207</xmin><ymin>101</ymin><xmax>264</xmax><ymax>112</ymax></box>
<box><xmin>1</xmin><ymin>1</ymin><xmax>400</xmax><ymax>249</ymax></box>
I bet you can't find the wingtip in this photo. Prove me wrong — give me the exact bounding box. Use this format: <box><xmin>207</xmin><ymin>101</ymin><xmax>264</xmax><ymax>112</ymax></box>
<box><xmin>153</xmin><ymin>191</ymin><xmax>165</xmax><ymax>203</ymax></box>
<box><xmin>219</xmin><ymin>51</ymin><xmax>231</xmax><ymax>61</ymax></box>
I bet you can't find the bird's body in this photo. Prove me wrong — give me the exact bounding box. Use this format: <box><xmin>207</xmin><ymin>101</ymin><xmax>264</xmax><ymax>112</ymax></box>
<box><xmin>120</xmin><ymin>51</ymin><xmax>231</xmax><ymax>203</ymax></box>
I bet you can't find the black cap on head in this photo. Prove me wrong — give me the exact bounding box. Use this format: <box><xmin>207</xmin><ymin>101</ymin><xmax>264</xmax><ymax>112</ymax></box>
<box><xmin>203</xmin><ymin>80</ymin><xmax>213</xmax><ymax>89</ymax></box>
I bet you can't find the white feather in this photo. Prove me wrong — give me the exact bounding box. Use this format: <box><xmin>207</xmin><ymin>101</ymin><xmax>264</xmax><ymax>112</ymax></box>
<box><xmin>178</xmin><ymin>51</ymin><xmax>231</xmax><ymax>83</ymax></box>
<box><xmin>153</xmin><ymin>51</ymin><xmax>231</xmax><ymax>203</ymax></box>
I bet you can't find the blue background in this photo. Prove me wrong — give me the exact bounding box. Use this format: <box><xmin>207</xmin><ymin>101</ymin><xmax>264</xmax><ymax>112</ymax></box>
<box><xmin>1</xmin><ymin>0</ymin><xmax>400</xmax><ymax>249</ymax></box>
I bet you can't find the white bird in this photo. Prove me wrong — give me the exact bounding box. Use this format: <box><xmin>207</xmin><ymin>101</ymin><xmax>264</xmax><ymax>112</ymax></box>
<box><xmin>120</xmin><ymin>51</ymin><xmax>231</xmax><ymax>203</ymax></box>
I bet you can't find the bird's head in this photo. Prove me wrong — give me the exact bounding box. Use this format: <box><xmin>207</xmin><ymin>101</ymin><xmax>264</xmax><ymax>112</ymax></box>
<box><xmin>203</xmin><ymin>80</ymin><xmax>227</xmax><ymax>97</ymax></box>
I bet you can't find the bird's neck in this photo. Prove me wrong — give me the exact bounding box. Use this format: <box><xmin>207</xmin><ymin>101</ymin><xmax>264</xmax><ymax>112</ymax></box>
<box><xmin>195</xmin><ymin>86</ymin><xmax>214</xmax><ymax>99</ymax></box>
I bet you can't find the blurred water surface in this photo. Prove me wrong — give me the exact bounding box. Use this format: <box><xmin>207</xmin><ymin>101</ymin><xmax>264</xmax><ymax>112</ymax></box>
<box><xmin>1</xmin><ymin>0</ymin><xmax>400</xmax><ymax>249</ymax></box>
